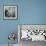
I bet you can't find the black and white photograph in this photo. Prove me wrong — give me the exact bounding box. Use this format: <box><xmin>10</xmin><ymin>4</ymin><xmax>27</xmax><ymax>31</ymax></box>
<box><xmin>4</xmin><ymin>5</ymin><xmax>17</xmax><ymax>19</ymax></box>
<box><xmin>18</xmin><ymin>25</ymin><xmax>46</xmax><ymax>41</ymax></box>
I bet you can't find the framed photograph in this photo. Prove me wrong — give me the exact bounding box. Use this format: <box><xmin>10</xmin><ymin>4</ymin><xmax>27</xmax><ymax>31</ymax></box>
<box><xmin>18</xmin><ymin>24</ymin><xmax>46</xmax><ymax>42</ymax></box>
<box><xmin>3</xmin><ymin>5</ymin><xmax>17</xmax><ymax>20</ymax></box>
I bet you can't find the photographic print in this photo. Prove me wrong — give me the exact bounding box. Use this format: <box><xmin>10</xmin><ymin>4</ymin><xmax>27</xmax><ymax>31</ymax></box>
<box><xmin>18</xmin><ymin>24</ymin><xmax>46</xmax><ymax>41</ymax></box>
<box><xmin>4</xmin><ymin>5</ymin><xmax>17</xmax><ymax>19</ymax></box>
